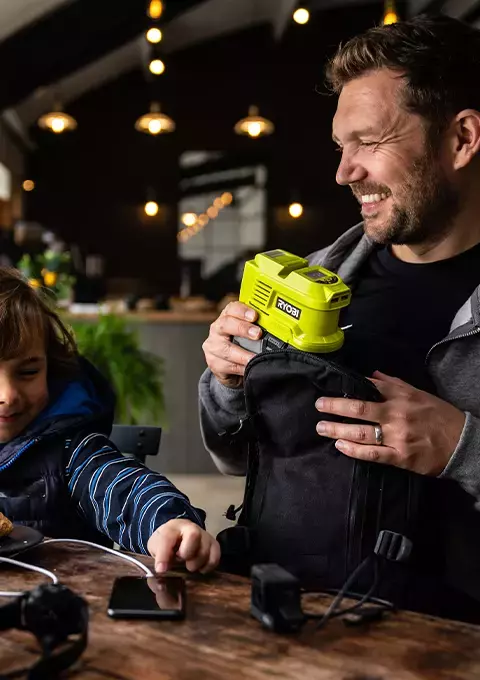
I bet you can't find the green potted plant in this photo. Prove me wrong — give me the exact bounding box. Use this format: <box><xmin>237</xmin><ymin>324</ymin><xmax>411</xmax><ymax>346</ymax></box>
<box><xmin>71</xmin><ymin>315</ymin><xmax>166</xmax><ymax>426</ymax></box>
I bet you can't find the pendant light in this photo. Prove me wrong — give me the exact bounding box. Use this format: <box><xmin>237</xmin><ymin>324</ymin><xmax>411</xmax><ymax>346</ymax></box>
<box><xmin>135</xmin><ymin>102</ymin><xmax>175</xmax><ymax>135</ymax></box>
<box><xmin>145</xmin><ymin>201</ymin><xmax>159</xmax><ymax>216</ymax></box>
<box><xmin>146</xmin><ymin>27</ymin><xmax>162</xmax><ymax>44</ymax></box>
<box><xmin>38</xmin><ymin>105</ymin><xmax>77</xmax><ymax>134</ymax></box>
<box><xmin>382</xmin><ymin>0</ymin><xmax>399</xmax><ymax>25</ymax></box>
<box><xmin>293</xmin><ymin>7</ymin><xmax>310</xmax><ymax>24</ymax></box>
<box><xmin>234</xmin><ymin>106</ymin><xmax>274</xmax><ymax>138</ymax></box>
<box><xmin>147</xmin><ymin>1</ymin><xmax>163</xmax><ymax>19</ymax></box>
<box><xmin>289</xmin><ymin>202</ymin><xmax>303</xmax><ymax>218</ymax></box>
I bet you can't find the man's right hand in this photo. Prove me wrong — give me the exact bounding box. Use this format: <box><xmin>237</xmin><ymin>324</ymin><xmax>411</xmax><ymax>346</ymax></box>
<box><xmin>202</xmin><ymin>301</ymin><xmax>261</xmax><ymax>387</ymax></box>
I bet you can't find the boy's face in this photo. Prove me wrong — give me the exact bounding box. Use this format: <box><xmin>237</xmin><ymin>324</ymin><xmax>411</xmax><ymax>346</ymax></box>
<box><xmin>0</xmin><ymin>339</ymin><xmax>48</xmax><ymax>443</ymax></box>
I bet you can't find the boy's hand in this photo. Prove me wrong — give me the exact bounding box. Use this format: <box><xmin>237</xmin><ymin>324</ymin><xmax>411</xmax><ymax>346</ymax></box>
<box><xmin>147</xmin><ymin>519</ymin><xmax>221</xmax><ymax>574</ymax></box>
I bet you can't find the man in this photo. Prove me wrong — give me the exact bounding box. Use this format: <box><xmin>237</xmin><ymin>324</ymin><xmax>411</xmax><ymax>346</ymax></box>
<box><xmin>199</xmin><ymin>15</ymin><xmax>480</xmax><ymax>615</ymax></box>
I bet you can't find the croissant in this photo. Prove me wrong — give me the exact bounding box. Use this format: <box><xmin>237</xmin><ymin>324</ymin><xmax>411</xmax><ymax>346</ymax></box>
<box><xmin>0</xmin><ymin>512</ymin><xmax>13</xmax><ymax>538</ymax></box>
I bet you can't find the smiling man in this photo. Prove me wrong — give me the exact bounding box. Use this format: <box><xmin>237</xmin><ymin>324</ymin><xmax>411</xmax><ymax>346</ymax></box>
<box><xmin>315</xmin><ymin>16</ymin><xmax>480</xmax><ymax>467</ymax></box>
<box><xmin>199</xmin><ymin>15</ymin><xmax>480</xmax><ymax>619</ymax></box>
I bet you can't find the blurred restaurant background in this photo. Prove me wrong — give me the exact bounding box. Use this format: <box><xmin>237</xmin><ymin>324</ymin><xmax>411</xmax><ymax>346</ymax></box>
<box><xmin>0</xmin><ymin>0</ymin><xmax>468</xmax><ymax>532</ymax></box>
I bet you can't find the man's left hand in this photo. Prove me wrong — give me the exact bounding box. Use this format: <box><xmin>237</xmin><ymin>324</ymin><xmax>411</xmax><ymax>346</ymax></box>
<box><xmin>315</xmin><ymin>371</ymin><xmax>466</xmax><ymax>476</ymax></box>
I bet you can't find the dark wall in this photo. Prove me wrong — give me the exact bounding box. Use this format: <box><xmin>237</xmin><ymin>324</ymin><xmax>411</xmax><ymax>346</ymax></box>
<box><xmin>25</xmin><ymin>3</ymin><xmax>383</xmax><ymax>293</ymax></box>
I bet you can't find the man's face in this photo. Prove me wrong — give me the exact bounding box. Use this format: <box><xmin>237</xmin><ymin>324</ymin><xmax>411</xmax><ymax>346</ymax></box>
<box><xmin>0</xmin><ymin>339</ymin><xmax>48</xmax><ymax>443</ymax></box>
<box><xmin>332</xmin><ymin>69</ymin><xmax>459</xmax><ymax>246</ymax></box>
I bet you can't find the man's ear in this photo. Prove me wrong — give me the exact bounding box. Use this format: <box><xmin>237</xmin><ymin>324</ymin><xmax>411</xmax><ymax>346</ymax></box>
<box><xmin>451</xmin><ymin>109</ymin><xmax>480</xmax><ymax>170</ymax></box>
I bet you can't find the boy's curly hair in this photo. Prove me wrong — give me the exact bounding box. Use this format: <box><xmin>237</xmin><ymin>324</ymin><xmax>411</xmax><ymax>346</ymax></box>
<box><xmin>0</xmin><ymin>267</ymin><xmax>78</xmax><ymax>378</ymax></box>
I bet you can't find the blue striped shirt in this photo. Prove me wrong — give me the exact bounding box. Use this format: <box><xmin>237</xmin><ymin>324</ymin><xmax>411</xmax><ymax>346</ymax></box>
<box><xmin>65</xmin><ymin>432</ymin><xmax>205</xmax><ymax>553</ymax></box>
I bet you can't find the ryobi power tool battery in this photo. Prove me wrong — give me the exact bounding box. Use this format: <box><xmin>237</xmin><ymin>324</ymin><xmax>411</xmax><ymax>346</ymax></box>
<box><xmin>236</xmin><ymin>249</ymin><xmax>351</xmax><ymax>354</ymax></box>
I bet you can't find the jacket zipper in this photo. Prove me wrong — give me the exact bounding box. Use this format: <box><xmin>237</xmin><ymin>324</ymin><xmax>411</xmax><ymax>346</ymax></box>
<box><xmin>426</xmin><ymin>327</ymin><xmax>480</xmax><ymax>364</ymax></box>
<box><xmin>0</xmin><ymin>437</ymin><xmax>40</xmax><ymax>474</ymax></box>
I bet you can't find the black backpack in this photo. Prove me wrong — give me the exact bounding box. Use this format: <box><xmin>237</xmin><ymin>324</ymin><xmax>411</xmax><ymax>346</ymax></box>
<box><xmin>217</xmin><ymin>349</ymin><xmax>480</xmax><ymax>622</ymax></box>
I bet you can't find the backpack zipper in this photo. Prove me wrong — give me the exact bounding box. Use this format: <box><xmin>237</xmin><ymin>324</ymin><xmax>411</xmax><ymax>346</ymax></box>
<box><xmin>245</xmin><ymin>349</ymin><xmax>377</xmax><ymax>395</ymax></box>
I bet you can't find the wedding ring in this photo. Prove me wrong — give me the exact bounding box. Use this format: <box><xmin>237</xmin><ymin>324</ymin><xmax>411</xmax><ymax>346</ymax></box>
<box><xmin>374</xmin><ymin>424</ymin><xmax>383</xmax><ymax>446</ymax></box>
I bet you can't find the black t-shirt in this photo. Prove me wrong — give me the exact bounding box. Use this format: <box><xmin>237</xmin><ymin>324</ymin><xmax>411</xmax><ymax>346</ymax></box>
<box><xmin>338</xmin><ymin>242</ymin><xmax>480</xmax><ymax>392</ymax></box>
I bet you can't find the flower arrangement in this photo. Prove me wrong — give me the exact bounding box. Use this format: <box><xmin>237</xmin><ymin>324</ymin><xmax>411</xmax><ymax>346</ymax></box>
<box><xmin>17</xmin><ymin>249</ymin><xmax>76</xmax><ymax>303</ymax></box>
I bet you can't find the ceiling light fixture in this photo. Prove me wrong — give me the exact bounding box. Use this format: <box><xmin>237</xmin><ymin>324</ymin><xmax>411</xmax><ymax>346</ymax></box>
<box><xmin>146</xmin><ymin>27</ymin><xmax>162</xmax><ymax>43</ymax></box>
<box><xmin>293</xmin><ymin>7</ymin><xmax>310</xmax><ymax>24</ymax></box>
<box><xmin>149</xmin><ymin>58</ymin><xmax>165</xmax><ymax>75</ymax></box>
<box><xmin>382</xmin><ymin>0</ymin><xmax>399</xmax><ymax>24</ymax></box>
<box><xmin>147</xmin><ymin>1</ymin><xmax>163</xmax><ymax>20</ymax></box>
<box><xmin>38</xmin><ymin>107</ymin><xmax>77</xmax><ymax>133</ymax></box>
<box><xmin>289</xmin><ymin>202</ymin><xmax>304</xmax><ymax>218</ymax></box>
<box><xmin>135</xmin><ymin>102</ymin><xmax>175</xmax><ymax>135</ymax></box>
<box><xmin>234</xmin><ymin>106</ymin><xmax>274</xmax><ymax>138</ymax></box>
<box><xmin>145</xmin><ymin>201</ymin><xmax>159</xmax><ymax>216</ymax></box>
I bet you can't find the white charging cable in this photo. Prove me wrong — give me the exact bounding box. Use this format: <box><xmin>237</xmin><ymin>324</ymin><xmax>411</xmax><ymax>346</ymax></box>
<box><xmin>0</xmin><ymin>538</ymin><xmax>154</xmax><ymax>598</ymax></box>
<box><xmin>43</xmin><ymin>538</ymin><xmax>154</xmax><ymax>577</ymax></box>
<box><xmin>0</xmin><ymin>556</ymin><xmax>58</xmax><ymax>598</ymax></box>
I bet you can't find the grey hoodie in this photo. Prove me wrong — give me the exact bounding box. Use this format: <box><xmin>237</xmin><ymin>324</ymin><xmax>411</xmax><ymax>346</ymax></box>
<box><xmin>199</xmin><ymin>223</ymin><xmax>480</xmax><ymax>506</ymax></box>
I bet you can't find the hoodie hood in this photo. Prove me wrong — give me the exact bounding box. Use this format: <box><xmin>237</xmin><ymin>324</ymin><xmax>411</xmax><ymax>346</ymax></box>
<box><xmin>41</xmin><ymin>357</ymin><xmax>115</xmax><ymax>430</ymax></box>
<box><xmin>0</xmin><ymin>356</ymin><xmax>115</xmax><ymax>469</ymax></box>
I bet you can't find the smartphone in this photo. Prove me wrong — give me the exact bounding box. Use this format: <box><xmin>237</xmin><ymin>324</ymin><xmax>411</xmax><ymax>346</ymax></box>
<box><xmin>107</xmin><ymin>575</ymin><xmax>186</xmax><ymax>620</ymax></box>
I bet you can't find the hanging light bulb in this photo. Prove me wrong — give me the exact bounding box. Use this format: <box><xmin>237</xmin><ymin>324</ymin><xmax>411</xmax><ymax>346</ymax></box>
<box><xmin>147</xmin><ymin>0</ymin><xmax>163</xmax><ymax>19</ymax></box>
<box><xmin>149</xmin><ymin>58</ymin><xmax>165</xmax><ymax>75</ymax></box>
<box><xmin>234</xmin><ymin>106</ymin><xmax>274</xmax><ymax>138</ymax></box>
<box><xmin>145</xmin><ymin>201</ymin><xmax>159</xmax><ymax>216</ymax></box>
<box><xmin>289</xmin><ymin>202</ymin><xmax>303</xmax><ymax>218</ymax></box>
<box><xmin>146</xmin><ymin>27</ymin><xmax>162</xmax><ymax>43</ymax></box>
<box><xmin>135</xmin><ymin>102</ymin><xmax>175</xmax><ymax>135</ymax></box>
<box><xmin>293</xmin><ymin>7</ymin><xmax>310</xmax><ymax>24</ymax></box>
<box><xmin>22</xmin><ymin>180</ymin><xmax>35</xmax><ymax>192</ymax></box>
<box><xmin>38</xmin><ymin>106</ymin><xmax>77</xmax><ymax>134</ymax></box>
<box><xmin>148</xmin><ymin>119</ymin><xmax>162</xmax><ymax>134</ymax></box>
<box><xmin>181</xmin><ymin>212</ymin><xmax>197</xmax><ymax>227</ymax></box>
<box><xmin>382</xmin><ymin>0</ymin><xmax>399</xmax><ymax>24</ymax></box>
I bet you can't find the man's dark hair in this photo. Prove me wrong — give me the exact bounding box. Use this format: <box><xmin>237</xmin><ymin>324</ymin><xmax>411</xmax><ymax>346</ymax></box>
<box><xmin>326</xmin><ymin>14</ymin><xmax>480</xmax><ymax>137</ymax></box>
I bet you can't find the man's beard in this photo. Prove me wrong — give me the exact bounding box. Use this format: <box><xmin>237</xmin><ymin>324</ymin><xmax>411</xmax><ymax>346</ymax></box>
<box><xmin>354</xmin><ymin>151</ymin><xmax>460</xmax><ymax>247</ymax></box>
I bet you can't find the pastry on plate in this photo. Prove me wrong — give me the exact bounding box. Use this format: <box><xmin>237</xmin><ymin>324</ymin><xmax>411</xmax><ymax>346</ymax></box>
<box><xmin>0</xmin><ymin>512</ymin><xmax>13</xmax><ymax>538</ymax></box>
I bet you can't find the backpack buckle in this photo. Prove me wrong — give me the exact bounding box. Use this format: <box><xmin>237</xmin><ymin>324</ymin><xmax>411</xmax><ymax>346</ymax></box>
<box><xmin>374</xmin><ymin>530</ymin><xmax>412</xmax><ymax>563</ymax></box>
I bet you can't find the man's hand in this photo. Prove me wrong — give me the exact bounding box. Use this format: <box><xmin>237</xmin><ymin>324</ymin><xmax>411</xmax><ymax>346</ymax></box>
<box><xmin>202</xmin><ymin>301</ymin><xmax>261</xmax><ymax>387</ymax></box>
<box><xmin>315</xmin><ymin>371</ymin><xmax>466</xmax><ymax>476</ymax></box>
<box><xmin>147</xmin><ymin>519</ymin><xmax>221</xmax><ymax>574</ymax></box>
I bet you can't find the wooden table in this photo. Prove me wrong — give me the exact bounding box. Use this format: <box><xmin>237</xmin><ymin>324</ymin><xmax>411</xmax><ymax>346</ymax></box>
<box><xmin>1</xmin><ymin>543</ymin><xmax>480</xmax><ymax>679</ymax></box>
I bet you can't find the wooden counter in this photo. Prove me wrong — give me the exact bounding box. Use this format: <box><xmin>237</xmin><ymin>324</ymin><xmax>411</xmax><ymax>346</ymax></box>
<box><xmin>68</xmin><ymin>310</ymin><xmax>218</xmax><ymax>324</ymax></box>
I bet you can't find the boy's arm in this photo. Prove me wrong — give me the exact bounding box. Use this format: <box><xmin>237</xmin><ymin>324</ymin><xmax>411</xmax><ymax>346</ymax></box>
<box><xmin>65</xmin><ymin>431</ymin><xmax>206</xmax><ymax>554</ymax></box>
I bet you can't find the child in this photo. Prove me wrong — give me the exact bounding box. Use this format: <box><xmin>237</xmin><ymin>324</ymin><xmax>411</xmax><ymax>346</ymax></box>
<box><xmin>0</xmin><ymin>267</ymin><xmax>219</xmax><ymax>574</ymax></box>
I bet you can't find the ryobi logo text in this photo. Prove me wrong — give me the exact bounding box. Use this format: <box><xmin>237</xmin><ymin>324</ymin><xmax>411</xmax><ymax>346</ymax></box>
<box><xmin>276</xmin><ymin>297</ymin><xmax>301</xmax><ymax>320</ymax></box>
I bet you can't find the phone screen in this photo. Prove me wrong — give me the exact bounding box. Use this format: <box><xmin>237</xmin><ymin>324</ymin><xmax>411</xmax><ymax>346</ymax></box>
<box><xmin>107</xmin><ymin>575</ymin><xmax>186</xmax><ymax>620</ymax></box>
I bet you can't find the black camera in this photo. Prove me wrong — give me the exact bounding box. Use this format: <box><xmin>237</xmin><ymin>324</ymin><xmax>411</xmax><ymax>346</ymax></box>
<box><xmin>250</xmin><ymin>564</ymin><xmax>305</xmax><ymax>633</ymax></box>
